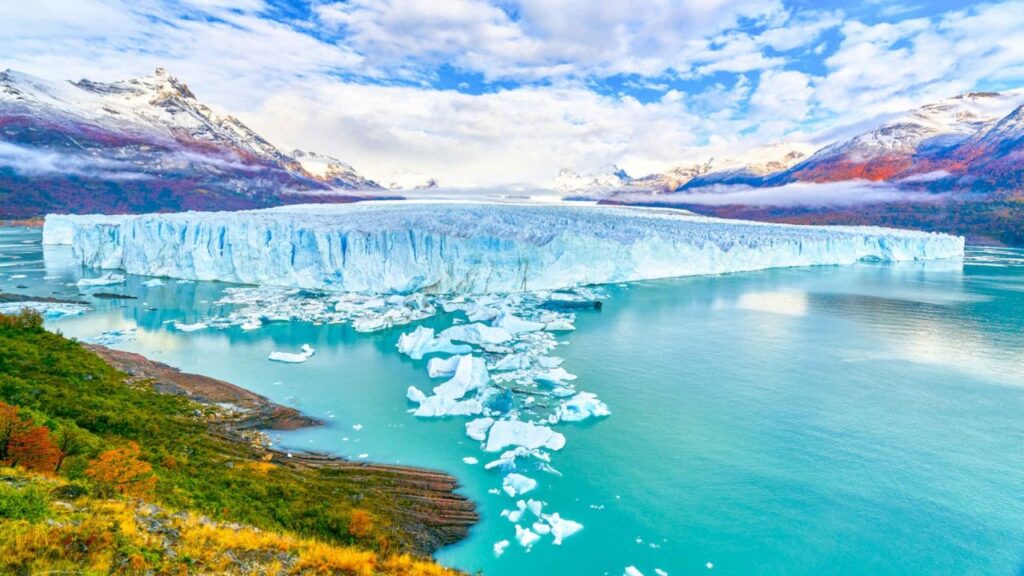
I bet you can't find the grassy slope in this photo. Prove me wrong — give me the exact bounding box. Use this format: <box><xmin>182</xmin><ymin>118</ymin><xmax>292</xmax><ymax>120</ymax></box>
<box><xmin>0</xmin><ymin>313</ymin><xmax>465</xmax><ymax>574</ymax></box>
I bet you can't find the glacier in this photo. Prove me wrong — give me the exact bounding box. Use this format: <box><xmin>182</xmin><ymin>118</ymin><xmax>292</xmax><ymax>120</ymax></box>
<box><xmin>49</xmin><ymin>201</ymin><xmax>964</xmax><ymax>295</ymax></box>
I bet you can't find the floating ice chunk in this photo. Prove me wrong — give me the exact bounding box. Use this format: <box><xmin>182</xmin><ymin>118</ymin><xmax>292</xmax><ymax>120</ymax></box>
<box><xmin>268</xmin><ymin>344</ymin><xmax>315</xmax><ymax>363</ymax></box>
<box><xmin>655</xmin><ymin>569</ymin><xmax>668</xmax><ymax>576</ymax></box>
<box><xmin>543</xmin><ymin>512</ymin><xmax>583</xmax><ymax>545</ymax></box>
<box><xmin>535</xmin><ymin>367</ymin><xmax>577</xmax><ymax>385</ymax></box>
<box><xmin>466</xmin><ymin>417</ymin><xmax>495</xmax><ymax>441</ymax></box>
<box><xmin>407</xmin><ymin>386</ymin><xmax>428</xmax><ymax>403</ymax></box>
<box><xmin>84</xmin><ymin>328</ymin><xmax>137</xmax><ymax>346</ymax></box>
<box><xmin>440</xmin><ymin>323</ymin><xmax>513</xmax><ymax>346</ymax></box>
<box><xmin>174</xmin><ymin>321</ymin><xmax>209</xmax><ymax>332</ymax></box>
<box><xmin>506</xmin><ymin>500</ymin><xmax>528</xmax><ymax>523</ymax></box>
<box><xmin>427</xmin><ymin>356</ymin><xmax>461</xmax><ymax>378</ymax></box>
<box><xmin>706</xmin><ymin>562</ymin><xmax>714</xmax><ymax>569</ymax></box>
<box><xmin>556</xmin><ymin>392</ymin><xmax>611</xmax><ymax>422</ymax></box>
<box><xmin>485</xmin><ymin>421</ymin><xmax>566</xmax><ymax>452</ymax></box>
<box><xmin>462</xmin><ymin>456</ymin><xmax>479</xmax><ymax>465</ymax></box>
<box><xmin>0</xmin><ymin>302</ymin><xmax>89</xmax><ymax>320</ymax></box>
<box><xmin>526</xmin><ymin>499</ymin><xmax>544</xmax><ymax>517</ymax></box>
<box><xmin>492</xmin><ymin>353</ymin><xmax>532</xmax><ymax>371</ymax></box>
<box><xmin>352</xmin><ymin>424</ymin><xmax>363</xmax><ymax>431</ymax></box>
<box><xmin>624</xmin><ymin>567</ymin><xmax>644</xmax><ymax>576</ymax></box>
<box><xmin>537</xmin><ymin>356</ymin><xmax>564</xmax><ymax>368</ymax></box>
<box><xmin>141</xmin><ymin>278</ymin><xmax>164</xmax><ymax>287</ymax></box>
<box><xmin>408</xmin><ymin>355</ymin><xmax>489</xmax><ymax>417</ymax></box>
<box><xmin>76</xmin><ymin>273</ymin><xmax>125</xmax><ymax>287</ymax></box>
<box><xmin>483</xmin><ymin>446</ymin><xmax>550</xmax><ymax>471</ymax></box>
<box><xmin>544</xmin><ymin>319</ymin><xmax>576</xmax><ymax>332</ymax></box>
<box><xmin>515</xmin><ymin>525</ymin><xmax>540</xmax><ymax>549</ymax></box>
<box><xmin>532</xmin><ymin>521</ymin><xmax>551</xmax><ymax>535</ymax></box>
<box><xmin>9</xmin><ymin>274</ymin><xmax>26</xmax><ymax>279</ymax></box>
<box><xmin>493</xmin><ymin>540</ymin><xmax>510</xmax><ymax>557</ymax></box>
<box><xmin>240</xmin><ymin>318</ymin><xmax>262</xmax><ymax>331</ymax></box>
<box><xmin>396</xmin><ymin>326</ymin><xmax>472</xmax><ymax>360</ymax></box>
<box><xmin>502</xmin><ymin>473</ymin><xmax>538</xmax><ymax>497</ymax></box>
<box><xmin>493</xmin><ymin>310</ymin><xmax>545</xmax><ymax>334</ymax></box>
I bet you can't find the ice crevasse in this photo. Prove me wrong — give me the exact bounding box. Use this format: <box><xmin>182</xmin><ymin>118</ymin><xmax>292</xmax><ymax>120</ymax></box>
<box><xmin>50</xmin><ymin>201</ymin><xmax>965</xmax><ymax>294</ymax></box>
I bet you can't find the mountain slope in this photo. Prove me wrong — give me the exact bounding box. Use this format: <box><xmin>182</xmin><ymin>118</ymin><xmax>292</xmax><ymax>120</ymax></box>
<box><xmin>0</xmin><ymin>69</ymin><xmax>381</xmax><ymax>216</ymax></box>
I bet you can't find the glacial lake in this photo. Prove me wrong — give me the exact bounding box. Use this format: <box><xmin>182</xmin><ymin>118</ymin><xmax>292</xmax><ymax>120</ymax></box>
<box><xmin>3</xmin><ymin>225</ymin><xmax>1024</xmax><ymax>576</ymax></box>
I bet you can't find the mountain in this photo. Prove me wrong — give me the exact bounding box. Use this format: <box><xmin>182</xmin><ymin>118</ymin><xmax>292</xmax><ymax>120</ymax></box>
<box><xmin>0</xmin><ymin>68</ymin><xmax>382</xmax><ymax>217</ymax></box>
<box><xmin>778</xmin><ymin>91</ymin><xmax>1024</xmax><ymax>186</ymax></box>
<box><xmin>552</xmin><ymin>165</ymin><xmax>631</xmax><ymax>195</ymax></box>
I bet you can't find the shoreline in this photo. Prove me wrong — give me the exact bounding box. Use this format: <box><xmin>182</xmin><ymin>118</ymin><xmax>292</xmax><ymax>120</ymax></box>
<box><xmin>87</xmin><ymin>344</ymin><xmax>479</xmax><ymax>556</ymax></box>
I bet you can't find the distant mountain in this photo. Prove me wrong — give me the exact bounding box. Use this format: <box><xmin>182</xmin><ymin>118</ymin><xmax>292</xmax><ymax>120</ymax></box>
<box><xmin>777</xmin><ymin>91</ymin><xmax>1024</xmax><ymax>188</ymax></box>
<box><xmin>0</xmin><ymin>68</ymin><xmax>382</xmax><ymax>217</ymax></box>
<box><xmin>552</xmin><ymin>165</ymin><xmax>631</xmax><ymax>195</ymax></box>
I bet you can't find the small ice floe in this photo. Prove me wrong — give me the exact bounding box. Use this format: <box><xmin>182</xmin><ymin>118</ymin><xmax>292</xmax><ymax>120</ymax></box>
<box><xmin>358</xmin><ymin>453</ymin><xmax>369</xmax><ymax>459</ymax></box>
<box><xmin>462</xmin><ymin>456</ymin><xmax>479</xmax><ymax>465</ymax></box>
<box><xmin>439</xmin><ymin>323</ymin><xmax>513</xmax><ymax>346</ymax></box>
<box><xmin>483</xmin><ymin>446</ymin><xmax>550</xmax><ymax>471</ymax></box>
<box><xmin>542</xmin><ymin>512</ymin><xmax>583</xmax><ymax>545</ymax></box>
<box><xmin>84</xmin><ymin>328</ymin><xmax>137</xmax><ymax>346</ymax></box>
<box><xmin>706</xmin><ymin>562</ymin><xmax>714</xmax><ymax>569</ymax></box>
<box><xmin>502</xmin><ymin>473</ymin><xmax>537</xmax><ymax>497</ymax></box>
<box><xmin>487</xmin><ymin>488</ymin><xmax>502</xmax><ymax>496</ymax></box>
<box><xmin>504</xmin><ymin>500</ymin><xmax>528</xmax><ymax>523</ymax></box>
<box><xmin>427</xmin><ymin>355</ymin><xmax>461</xmax><ymax>378</ymax></box>
<box><xmin>535</xmin><ymin>367</ymin><xmax>577</xmax><ymax>386</ymax></box>
<box><xmin>493</xmin><ymin>539</ymin><xmax>510</xmax><ymax>557</ymax></box>
<box><xmin>352</xmin><ymin>424</ymin><xmax>363</xmax><ymax>431</ymax></box>
<box><xmin>268</xmin><ymin>344</ymin><xmax>316</xmax><ymax>363</ymax></box>
<box><xmin>624</xmin><ymin>567</ymin><xmax>644</xmax><ymax>576</ymax></box>
<box><xmin>655</xmin><ymin>570</ymin><xmax>668</xmax><ymax>576</ymax></box>
<box><xmin>492</xmin><ymin>353</ymin><xmax>531</xmax><ymax>371</ymax></box>
<box><xmin>0</xmin><ymin>302</ymin><xmax>89</xmax><ymax>320</ymax></box>
<box><xmin>484</xmin><ymin>420</ymin><xmax>566</xmax><ymax>452</ymax></box>
<box><xmin>9</xmin><ymin>274</ymin><xmax>26</xmax><ymax>279</ymax></box>
<box><xmin>555</xmin><ymin>392</ymin><xmax>611</xmax><ymax>422</ymax></box>
<box><xmin>240</xmin><ymin>318</ymin><xmax>262</xmax><ymax>331</ymax></box>
<box><xmin>515</xmin><ymin>525</ymin><xmax>540</xmax><ymax>549</ymax></box>
<box><xmin>493</xmin><ymin>310</ymin><xmax>545</xmax><ymax>334</ymax></box>
<box><xmin>174</xmin><ymin>321</ymin><xmax>209</xmax><ymax>332</ymax></box>
<box><xmin>406</xmin><ymin>355</ymin><xmax>488</xmax><ymax>417</ymax></box>
<box><xmin>76</xmin><ymin>273</ymin><xmax>126</xmax><ymax>287</ymax></box>
<box><xmin>466</xmin><ymin>417</ymin><xmax>495</xmax><ymax>441</ymax></box>
<box><xmin>544</xmin><ymin>319</ymin><xmax>576</xmax><ymax>332</ymax></box>
<box><xmin>396</xmin><ymin>326</ymin><xmax>472</xmax><ymax>360</ymax></box>
<box><xmin>141</xmin><ymin>278</ymin><xmax>164</xmax><ymax>287</ymax></box>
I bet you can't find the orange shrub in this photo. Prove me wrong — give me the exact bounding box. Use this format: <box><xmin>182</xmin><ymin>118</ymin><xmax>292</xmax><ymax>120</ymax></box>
<box><xmin>85</xmin><ymin>442</ymin><xmax>157</xmax><ymax>498</ymax></box>
<box><xmin>347</xmin><ymin>508</ymin><xmax>374</xmax><ymax>539</ymax></box>
<box><xmin>0</xmin><ymin>402</ymin><xmax>61</xmax><ymax>473</ymax></box>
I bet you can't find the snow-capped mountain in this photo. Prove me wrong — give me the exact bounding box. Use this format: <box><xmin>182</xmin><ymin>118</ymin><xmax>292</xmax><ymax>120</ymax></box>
<box><xmin>552</xmin><ymin>165</ymin><xmax>631</xmax><ymax>195</ymax></box>
<box><xmin>779</xmin><ymin>91</ymin><xmax>1024</xmax><ymax>185</ymax></box>
<box><xmin>290</xmin><ymin>149</ymin><xmax>380</xmax><ymax>190</ymax></box>
<box><xmin>0</xmin><ymin>68</ymin><xmax>380</xmax><ymax>216</ymax></box>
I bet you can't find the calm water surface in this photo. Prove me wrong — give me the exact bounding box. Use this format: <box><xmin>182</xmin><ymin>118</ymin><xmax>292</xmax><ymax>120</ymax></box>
<box><xmin>3</xmin><ymin>226</ymin><xmax>1024</xmax><ymax>576</ymax></box>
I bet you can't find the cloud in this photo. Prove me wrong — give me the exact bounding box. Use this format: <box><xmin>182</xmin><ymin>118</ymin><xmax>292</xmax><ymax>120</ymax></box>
<box><xmin>616</xmin><ymin>180</ymin><xmax>949</xmax><ymax>207</ymax></box>
<box><xmin>0</xmin><ymin>141</ymin><xmax>151</xmax><ymax>180</ymax></box>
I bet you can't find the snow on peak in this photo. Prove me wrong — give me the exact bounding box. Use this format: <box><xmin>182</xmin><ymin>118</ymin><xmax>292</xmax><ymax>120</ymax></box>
<box><xmin>553</xmin><ymin>165</ymin><xmax>631</xmax><ymax>194</ymax></box>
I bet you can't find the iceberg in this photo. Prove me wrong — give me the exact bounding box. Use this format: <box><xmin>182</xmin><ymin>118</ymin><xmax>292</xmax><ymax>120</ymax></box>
<box><xmin>396</xmin><ymin>326</ymin><xmax>472</xmax><ymax>360</ymax></box>
<box><xmin>556</xmin><ymin>392</ymin><xmax>611</xmax><ymax>422</ymax></box>
<box><xmin>485</xmin><ymin>420</ymin><xmax>567</xmax><ymax>452</ymax></box>
<box><xmin>268</xmin><ymin>344</ymin><xmax>315</xmax><ymax>363</ymax></box>
<box><xmin>466</xmin><ymin>417</ymin><xmax>495</xmax><ymax>441</ymax></box>
<box><xmin>515</xmin><ymin>525</ymin><xmax>540</xmax><ymax>549</ymax></box>
<box><xmin>502</xmin><ymin>473</ymin><xmax>538</xmax><ymax>497</ymax></box>
<box><xmin>406</xmin><ymin>355</ymin><xmax>489</xmax><ymax>417</ymax></box>
<box><xmin>76</xmin><ymin>273</ymin><xmax>126</xmax><ymax>287</ymax></box>
<box><xmin>542</xmin><ymin>512</ymin><xmax>583</xmax><ymax>545</ymax></box>
<box><xmin>439</xmin><ymin>323</ymin><xmax>513</xmax><ymax>345</ymax></box>
<box><xmin>57</xmin><ymin>202</ymin><xmax>964</xmax><ymax>295</ymax></box>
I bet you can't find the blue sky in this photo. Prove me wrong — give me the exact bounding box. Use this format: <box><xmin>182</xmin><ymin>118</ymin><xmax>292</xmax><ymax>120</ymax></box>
<box><xmin>1</xmin><ymin>0</ymin><xmax>1023</xmax><ymax>185</ymax></box>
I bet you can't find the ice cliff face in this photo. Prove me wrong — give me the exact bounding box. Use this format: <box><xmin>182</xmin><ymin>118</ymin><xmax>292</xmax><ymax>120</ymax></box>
<box><xmin>53</xmin><ymin>202</ymin><xmax>964</xmax><ymax>295</ymax></box>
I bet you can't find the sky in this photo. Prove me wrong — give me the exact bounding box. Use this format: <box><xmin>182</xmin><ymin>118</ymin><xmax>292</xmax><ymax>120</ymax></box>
<box><xmin>1</xmin><ymin>0</ymin><xmax>1023</xmax><ymax>187</ymax></box>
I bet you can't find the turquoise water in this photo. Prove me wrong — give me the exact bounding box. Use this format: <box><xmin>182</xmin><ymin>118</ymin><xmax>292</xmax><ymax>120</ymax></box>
<box><xmin>3</xmin><ymin>226</ymin><xmax>1024</xmax><ymax>575</ymax></box>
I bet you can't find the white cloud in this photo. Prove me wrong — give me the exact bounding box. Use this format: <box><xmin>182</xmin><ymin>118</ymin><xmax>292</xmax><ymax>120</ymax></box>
<box><xmin>617</xmin><ymin>180</ymin><xmax>946</xmax><ymax>207</ymax></box>
<box><xmin>750</xmin><ymin>69</ymin><xmax>814</xmax><ymax>122</ymax></box>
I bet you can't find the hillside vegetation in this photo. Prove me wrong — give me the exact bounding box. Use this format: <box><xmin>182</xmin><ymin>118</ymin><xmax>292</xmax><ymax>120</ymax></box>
<box><xmin>0</xmin><ymin>310</ymin><xmax>466</xmax><ymax>575</ymax></box>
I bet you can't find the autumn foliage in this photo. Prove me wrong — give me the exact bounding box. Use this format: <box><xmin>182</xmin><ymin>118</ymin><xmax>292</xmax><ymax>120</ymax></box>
<box><xmin>85</xmin><ymin>442</ymin><xmax>157</xmax><ymax>498</ymax></box>
<box><xmin>348</xmin><ymin>508</ymin><xmax>375</xmax><ymax>539</ymax></box>
<box><xmin>0</xmin><ymin>402</ymin><xmax>60</xmax><ymax>473</ymax></box>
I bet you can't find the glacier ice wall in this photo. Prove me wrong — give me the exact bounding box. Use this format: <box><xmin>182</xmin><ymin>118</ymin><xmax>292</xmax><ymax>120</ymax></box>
<box><xmin>43</xmin><ymin>214</ymin><xmax>133</xmax><ymax>245</ymax></box>
<box><xmin>57</xmin><ymin>202</ymin><xmax>965</xmax><ymax>294</ymax></box>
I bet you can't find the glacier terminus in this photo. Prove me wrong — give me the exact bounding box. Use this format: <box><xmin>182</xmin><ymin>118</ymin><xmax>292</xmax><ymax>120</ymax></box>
<box><xmin>46</xmin><ymin>201</ymin><xmax>965</xmax><ymax>294</ymax></box>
